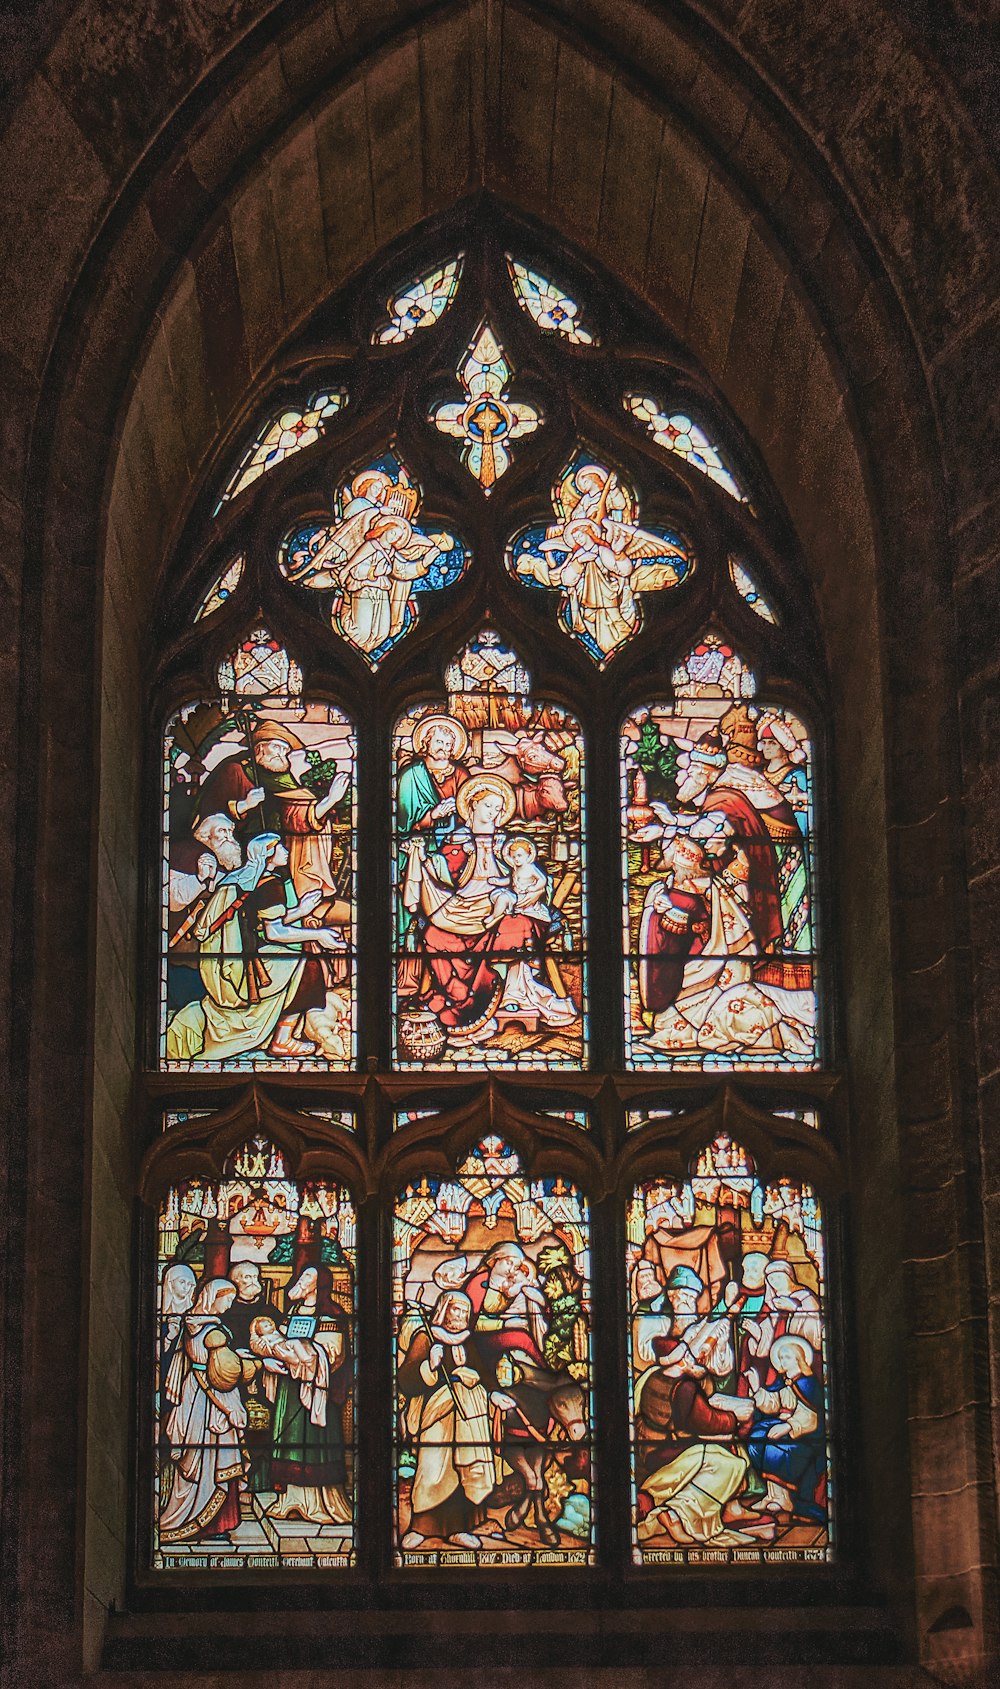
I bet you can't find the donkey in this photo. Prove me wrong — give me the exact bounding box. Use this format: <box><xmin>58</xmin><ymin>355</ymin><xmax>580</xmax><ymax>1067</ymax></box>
<box><xmin>497</xmin><ymin>1357</ymin><xmax>588</xmax><ymax>1546</ymax></box>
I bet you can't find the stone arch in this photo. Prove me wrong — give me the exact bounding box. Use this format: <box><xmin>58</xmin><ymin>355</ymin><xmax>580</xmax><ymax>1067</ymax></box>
<box><xmin>1</xmin><ymin>2</ymin><xmax>996</xmax><ymax>1682</ymax></box>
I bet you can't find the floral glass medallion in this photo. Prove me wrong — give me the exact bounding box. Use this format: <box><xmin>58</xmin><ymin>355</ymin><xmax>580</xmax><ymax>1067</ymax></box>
<box><xmin>507</xmin><ymin>452</ymin><xmax>693</xmax><ymax>664</ymax></box>
<box><xmin>430</xmin><ymin>320</ymin><xmax>541</xmax><ymax>491</ymax></box>
<box><xmin>373</xmin><ymin>257</ymin><xmax>464</xmax><ymax>344</ymax></box>
<box><xmin>278</xmin><ymin>452</ymin><xmax>468</xmax><ymax>665</ymax></box>
<box><xmin>214</xmin><ymin>391</ymin><xmax>347</xmax><ymax>513</ymax></box>
<box><xmin>506</xmin><ymin>257</ymin><xmax>596</xmax><ymax>345</ymax></box>
<box><xmin>624</xmin><ymin>395</ymin><xmax>746</xmax><ymax>503</ymax></box>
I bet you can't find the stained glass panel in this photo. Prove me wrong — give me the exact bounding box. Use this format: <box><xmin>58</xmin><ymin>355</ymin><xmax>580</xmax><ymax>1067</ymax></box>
<box><xmin>508</xmin><ymin>451</ymin><xmax>693</xmax><ymax>664</ymax></box>
<box><xmin>393</xmin><ymin>1136</ymin><xmax>594</xmax><ymax>1567</ymax></box>
<box><xmin>430</xmin><ymin>320</ymin><xmax>541</xmax><ymax>491</ymax></box>
<box><xmin>279</xmin><ymin>452</ymin><xmax>468</xmax><ymax>665</ymax></box>
<box><xmin>393</xmin><ymin>632</ymin><xmax>586</xmax><ymax>1070</ymax></box>
<box><xmin>624</xmin><ymin>395</ymin><xmax>746</xmax><ymax>503</ymax></box>
<box><xmin>729</xmin><ymin>556</ymin><xmax>777</xmax><ymax>623</ymax></box>
<box><xmin>506</xmin><ymin>257</ymin><xmax>596</xmax><ymax>345</ymax></box>
<box><xmin>373</xmin><ymin>257</ymin><xmax>464</xmax><ymax>344</ymax></box>
<box><xmin>628</xmin><ymin>1135</ymin><xmax>832</xmax><ymax>1565</ymax></box>
<box><xmin>214</xmin><ymin>391</ymin><xmax>347</xmax><ymax>513</ymax></box>
<box><xmin>161</xmin><ymin>634</ymin><xmax>356</xmax><ymax>1071</ymax></box>
<box><xmin>195</xmin><ymin>555</ymin><xmax>245</xmax><ymax>621</ymax></box>
<box><xmin>622</xmin><ymin>636</ymin><xmax>816</xmax><ymax>1069</ymax></box>
<box><xmin>153</xmin><ymin>1137</ymin><xmax>356</xmax><ymax>1569</ymax></box>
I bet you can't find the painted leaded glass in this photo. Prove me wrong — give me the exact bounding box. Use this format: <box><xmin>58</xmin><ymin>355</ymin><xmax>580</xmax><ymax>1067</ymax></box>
<box><xmin>430</xmin><ymin>320</ymin><xmax>541</xmax><ymax>491</ymax></box>
<box><xmin>729</xmin><ymin>556</ymin><xmax>778</xmax><ymax>623</ymax></box>
<box><xmin>392</xmin><ymin>1136</ymin><xmax>593</xmax><ymax>1567</ymax></box>
<box><xmin>507</xmin><ymin>256</ymin><xmax>596</xmax><ymax>345</ymax></box>
<box><xmin>628</xmin><ymin>1135</ymin><xmax>831</xmax><ymax>1565</ymax></box>
<box><xmin>622</xmin><ymin>635</ymin><xmax>815</xmax><ymax>1069</ymax></box>
<box><xmin>508</xmin><ymin>451</ymin><xmax>693</xmax><ymax>664</ymax></box>
<box><xmin>214</xmin><ymin>391</ymin><xmax>347</xmax><ymax>513</ymax></box>
<box><xmin>195</xmin><ymin>555</ymin><xmax>245</xmax><ymax>621</ymax></box>
<box><xmin>624</xmin><ymin>395</ymin><xmax>746</xmax><ymax>503</ymax></box>
<box><xmin>373</xmin><ymin>256</ymin><xmax>463</xmax><ymax>344</ymax></box>
<box><xmin>278</xmin><ymin>451</ymin><xmax>468</xmax><ymax>665</ymax></box>
<box><xmin>153</xmin><ymin>1136</ymin><xmax>356</xmax><ymax>1568</ymax></box>
<box><xmin>161</xmin><ymin>634</ymin><xmax>356</xmax><ymax>1070</ymax></box>
<box><xmin>393</xmin><ymin>632</ymin><xmax>586</xmax><ymax>1070</ymax></box>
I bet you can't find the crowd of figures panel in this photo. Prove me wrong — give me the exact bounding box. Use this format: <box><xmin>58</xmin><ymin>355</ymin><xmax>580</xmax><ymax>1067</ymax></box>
<box><xmin>153</xmin><ymin>1139</ymin><xmax>357</xmax><ymax>1569</ymax></box>
<box><xmin>628</xmin><ymin>1135</ymin><xmax>832</xmax><ymax>1566</ymax></box>
<box><xmin>392</xmin><ymin>1137</ymin><xmax>594</xmax><ymax>1567</ymax></box>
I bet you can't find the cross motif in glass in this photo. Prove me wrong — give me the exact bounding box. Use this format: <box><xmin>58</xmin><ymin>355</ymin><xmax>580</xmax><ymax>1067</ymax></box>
<box><xmin>430</xmin><ymin>321</ymin><xmax>541</xmax><ymax>492</ymax></box>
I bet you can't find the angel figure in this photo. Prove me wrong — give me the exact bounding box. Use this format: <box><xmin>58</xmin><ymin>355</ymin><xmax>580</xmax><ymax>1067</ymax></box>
<box><xmin>514</xmin><ymin>461</ymin><xmax>690</xmax><ymax>661</ymax></box>
<box><xmin>281</xmin><ymin>465</ymin><xmax>455</xmax><ymax>658</ymax></box>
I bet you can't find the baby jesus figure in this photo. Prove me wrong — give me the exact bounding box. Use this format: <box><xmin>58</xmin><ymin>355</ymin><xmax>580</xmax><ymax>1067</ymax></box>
<box><xmin>484</xmin><ymin>836</ymin><xmax>554</xmax><ymax>928</ymax></box>
<box><xmin>248</xmin><ymin>1315</ymin><xmax>318</xmax><ymax>1381</ymax></box>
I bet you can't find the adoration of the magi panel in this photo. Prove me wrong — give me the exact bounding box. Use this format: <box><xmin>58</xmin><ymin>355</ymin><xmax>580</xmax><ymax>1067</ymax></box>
<box><xmin>393</xmin><ymin>632</ymin><xmax>585</xmax><ymax>1069</ymax></box>
<box><xmin>622</xmin><ymin>634</ymin><xmax>816</xmax><ymax>1069</ymax></box>
<box><xmin>392</xmin><ymin>1136</ymin><xmax>593</xmax><ymax>1567</ymax></box>
<box><xmin>628</xmin><ymin>1134</ymin><xmax>831</xmax><ymax>1566</ymax></box>
<box><xmin>153</xmin><ymin>1137</ymin><xmax>356</xmax><ymax>1569</ymax></box>
<box><xmin>161</xmin><ymin>633</ymin><xmax>356</xmax><ymax>1071</ymax></box>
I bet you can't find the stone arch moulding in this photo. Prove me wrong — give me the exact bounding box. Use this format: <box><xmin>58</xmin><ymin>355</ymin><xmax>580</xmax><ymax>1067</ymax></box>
<box><xmin>2</xmin><ymin>0</ymin><xmax>992</xmax><ymax>1684</ymax></box>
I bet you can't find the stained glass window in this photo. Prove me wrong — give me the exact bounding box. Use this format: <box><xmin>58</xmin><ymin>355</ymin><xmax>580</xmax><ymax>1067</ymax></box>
<box><xmin>373</xmin><ymin>257</ymin><xmax>463</xmax><ymax>344</ymax></box>
<box><xmin>392</xmin><ymin>1136</ymin><xmax>593</xmax><ymax>1567</ymax></box>
<box><xmin>508</xmin><ymin>450</ymin><xmax>693</xmax><ymax>664</ymax></box>
<box><xmin>153</xmin><ymin>1136</ymin><xmax>356</xmax><ymax>1569</ymax></box>
<box><xmin>145</xmin><ymin>230</ymin><xmax>839</xmax><ymax>1592</ymax></box>
<box><xmin>278</xmin><ymin>451</ymin><xmax>468</xmax><ymax>665</ymax></box>
<box><xmin>161</xmin><ymin>633</ymin><xmax>356</xmax><ymax>1070</ymax></box>
<box><xmin>430</xmin><ymin>320</ymin><xmax>541</xmax><ymax>491</ymax></box>
<box><xmin>393</xmin><ymin>632</ymin><xmax>586</xmax><ymax>1070</ymax></box>
<box><xmin>622</xmin><ymin>635</ymin><xmax>815</xmax><ymax>1069</ymax></box>
<box><xmin>624</xmin><ymin>395</ymin><xmax>746</xmax><ymax>503</ymax></box>
<box><xmin>195</xmin><ymin>555</ymin><xmax>245</xmax><ymax>621</ymax></box>
<box><xmin>729</xmin><ymin>556</ymin><xmax>778</xmax><ymax>623</ymax></box>
<box><xmin>214</xmin><ymin>391</ymin><xmax>347</xmax><ymax>513</ymax></box>
<box><xmin>628</xmin><ymin>1134</ymin><xmax>831</xmax><ymax>1565</ymax></box>
<box><xmin>507</xmin><ymin>256</ymin><xmax>596</xmax><ymax>345</ymax></box>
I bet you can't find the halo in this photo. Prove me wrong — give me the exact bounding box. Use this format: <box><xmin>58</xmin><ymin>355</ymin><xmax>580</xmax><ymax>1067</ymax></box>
<box><xmin>411</xmin><ymin>713</ymin><xmax>469</xmax><ymax>761</ymax></box>
<box><xmin>456</xmin><ymin>772</ymin><xmax>517</xmax><ymax>828</ymax></box>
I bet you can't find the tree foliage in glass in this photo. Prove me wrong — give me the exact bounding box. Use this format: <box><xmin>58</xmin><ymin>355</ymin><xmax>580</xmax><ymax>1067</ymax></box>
<box><xmin>622</xmin><ymin>634</ymin><xmax>816</xmax><ymax>1069</ymax></box>
<box><xmin>392</xmin><ymin>1136</ymin><xmax>594</xmax><ymax>1567</ymax></box>
<box><xmin>161</xmin><ymin>632</ymin><xmax>356</xmax><ymax>1070</ymax></box>
<box><xmin>153</xmin><ymin>1136</ymin><xmax>357</xmax><ymax>1569</ymax></box>
<box><xmin>393</xmin><ymin>632</ymin><xmax>586</xmax><ymax>1070</ymax></box>
<box><xmin>628</xmin><ymin>1134</ymin><xmax>831</xmax><ymax>1565</ymax></box>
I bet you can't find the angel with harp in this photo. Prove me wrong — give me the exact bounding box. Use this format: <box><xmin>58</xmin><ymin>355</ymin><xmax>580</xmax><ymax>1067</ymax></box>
<box><xmin>515</xmin><ymin>461</ymin><xmax>690</xmax><ymax>661</ymax></box>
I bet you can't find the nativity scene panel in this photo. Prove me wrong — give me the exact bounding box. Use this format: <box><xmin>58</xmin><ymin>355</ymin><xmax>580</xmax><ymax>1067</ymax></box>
<box><xmin>153</xmin><ymin>1137</ymin><xmax>357</xmax><ymax>1570</ymax></box>
<box><xmin>392</xmin><ymin>1136</ymin><xmax>594</xmax><ymax>1568</ymax></box>
<box><xmin>622</xmin><ymin>634</ymin><xmax>816</xmax><ymax>1070</ymax></box>
<box><xmin>393</xmin><ymin>632</ymin><xmax>586</xmax><ymax>1071</ymax></box>
<box><xmin>628</xmin><ymin>1135</ymin><xmax>831</xmax><ymax>1566</ymax></box>
<box><xmin>160</xmin><ymin>633</ymin><xmax>356</xmax><ymax>1071</ymax></box>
